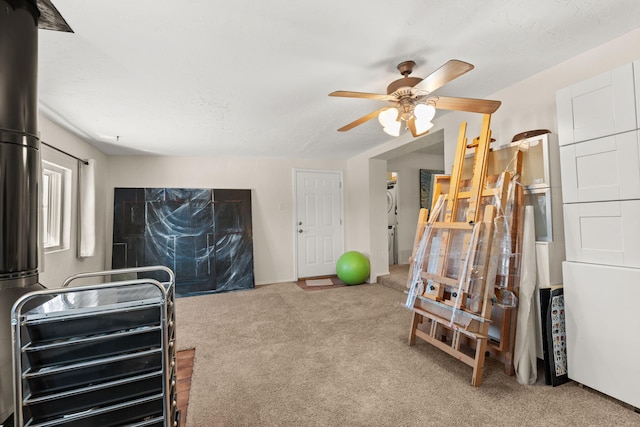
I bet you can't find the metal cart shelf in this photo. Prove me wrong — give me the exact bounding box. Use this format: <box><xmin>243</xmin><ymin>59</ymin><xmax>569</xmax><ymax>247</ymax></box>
<box><xmin>11</xmin><ymin>266</ymin><xmax>178</xmax><ymax>427</ymax></box>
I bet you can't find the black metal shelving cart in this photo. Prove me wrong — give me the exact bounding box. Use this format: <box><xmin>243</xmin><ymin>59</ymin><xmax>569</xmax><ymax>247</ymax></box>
<box><xmin>11</xmin><ymin>266</ymin><xmax>178</xmax><ymax>427</ymax></box>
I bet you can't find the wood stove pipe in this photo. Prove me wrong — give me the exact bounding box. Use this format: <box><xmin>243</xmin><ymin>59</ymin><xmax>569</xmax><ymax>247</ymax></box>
<box><xmin>0</xmin><ymin>1</ymin><xmax>71</xmax><ymax>423</ymax></box>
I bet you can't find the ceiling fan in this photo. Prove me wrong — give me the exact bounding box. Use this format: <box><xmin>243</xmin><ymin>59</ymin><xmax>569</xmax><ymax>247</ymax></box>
<box><xmin>329</xmin><ymin>60</ymin><xmax>501</xmax><ymax>137</ymax></box>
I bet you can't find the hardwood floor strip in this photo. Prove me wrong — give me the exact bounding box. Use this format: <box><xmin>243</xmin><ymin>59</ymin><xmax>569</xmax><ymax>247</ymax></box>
<box><xmin>176</xmin><ymin>348</ymin><xmax>195</xmax><ymax>426</ymax></box>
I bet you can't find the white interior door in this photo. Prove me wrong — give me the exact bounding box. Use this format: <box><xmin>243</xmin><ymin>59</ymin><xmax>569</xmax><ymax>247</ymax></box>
<box><xmin>295</xmin><ymin>170</ymin><xmax>343</xmax><ymax>278</ymax></box>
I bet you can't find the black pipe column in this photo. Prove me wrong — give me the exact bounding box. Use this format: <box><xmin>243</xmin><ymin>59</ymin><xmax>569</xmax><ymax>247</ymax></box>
<box><xmin>0</xmin><ymin>1</ymin><xmax>45</xmax><ymax>424</ymax></box>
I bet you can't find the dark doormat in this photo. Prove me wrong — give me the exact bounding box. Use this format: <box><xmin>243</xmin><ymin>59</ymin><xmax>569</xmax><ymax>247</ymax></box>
<box><xmin>295</xmin><ymin>276</ymin><xmax>347</xmax><ymax>291</ymax></box>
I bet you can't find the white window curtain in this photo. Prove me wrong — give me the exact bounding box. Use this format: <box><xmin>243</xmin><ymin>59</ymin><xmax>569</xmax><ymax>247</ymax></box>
<box><xmin>78</xmin><ymin>159</ymin><xmax>96</xmax><ymax>257</ymax></box>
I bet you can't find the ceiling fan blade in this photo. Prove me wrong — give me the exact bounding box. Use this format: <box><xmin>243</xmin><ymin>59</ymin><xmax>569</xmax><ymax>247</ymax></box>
<box><xmin>429</xmin><ymin>96</ymin><xmax>501</xmax><ymax>114</ymax></box>
<box><xmin>413</xmin><ymin>60</ymin><xmax>474</xmax><ymax>94</ymax></box>
<box><xmin>337</xmin><ymin>108</ymin><xmax>387</xmax><ymax>132</ymax></box>
<box><xmin>329</xmin><ymin>90</ymin><xmax>396</xmax><ymax>101</ymax></box>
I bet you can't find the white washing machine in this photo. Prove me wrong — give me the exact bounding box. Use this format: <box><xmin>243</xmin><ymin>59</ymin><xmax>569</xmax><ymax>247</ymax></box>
<box><xmin>387</xmin><ymin>182</ymin><xmax>397</xmax><ymax>226</ymax></box>
<box><xmin>388</xmin><ymin>225</ymin><xmax>397</xmax><ymax>265</ymax></box>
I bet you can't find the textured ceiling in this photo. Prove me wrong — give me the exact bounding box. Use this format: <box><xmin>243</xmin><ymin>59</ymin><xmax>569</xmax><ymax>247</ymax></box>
<box><xmin>37</xmin><ymin>0</ymin><xmax>640</xmax><ymax>158</ymax></box>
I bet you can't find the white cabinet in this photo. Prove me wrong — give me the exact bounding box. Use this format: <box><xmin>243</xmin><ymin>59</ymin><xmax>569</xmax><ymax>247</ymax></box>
<box><xmin>635</xmin><ymin>60</ymin><xmax>640</xmax><ymax>127</ymax></box>
<box><xmin>556</xmin><ymin>63</ymin><xmax>637</xmax><ymax>146</ymax></box>
<box><xmin>557</xmin><ymin>60</ymin><xmax>640</xmax><ymax>409</ymax></box>
<box><xmin>564</xmin><ymin>200</ymin><xmax>640</xmax><ymax>267</ymax></box>
<box><xmin>562</xmin><ymin>262</ymin><xmax>640</xmax><ymax>409</ymax></box>
<box><xmin>560</xmin><ymin>131</ymin><xmax>640</xmax><ymax>203</ymax></box>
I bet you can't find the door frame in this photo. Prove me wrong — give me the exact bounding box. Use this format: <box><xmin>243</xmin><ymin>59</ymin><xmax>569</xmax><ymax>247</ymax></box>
<box><xmin>293</xmin><ymin>168</ymin><xmax>345</xmax><ymax>279</ymax></box>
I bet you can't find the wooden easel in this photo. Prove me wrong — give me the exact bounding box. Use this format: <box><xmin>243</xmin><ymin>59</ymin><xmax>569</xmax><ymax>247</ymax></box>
<box><xmin>488</xmin><ymin>150</ymin><xmax>524</xmax><ymax>376</ymax></box>
<box><xmin>406</xmin><ymin>114</ymin><xmax>523</xmax><ymax>386</ymax></box>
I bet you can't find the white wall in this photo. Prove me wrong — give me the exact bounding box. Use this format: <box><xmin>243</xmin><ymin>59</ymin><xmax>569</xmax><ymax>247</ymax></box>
<box><xmin>439</xmin><ymin>27</ymin><xmax>640</xmax><ymax>170</ymax></box>
<box><xmin>38</xmin><ymin>114</ymin><xmax>108</xmax><ymax>288</ymax></box>
<box><xmin>344</xmin><ymin>154</ymin><xmax>389</xmax><ymax>282</ymax></box>
<box><xmin>367</xmin><ymin>159</ymin><xmax>388</xmax><ymax>280</ymax></box>
<box><xmin>106</xmin><ymin>156</ymin><xmax>346</xmax><ymax>285</ymax></box>
<box><xmin>344</xmin><ymin>157</ymin><xmax>371</xmax><ymax>256</ymax></box>
<box><xmin>387</xmin><ymin>152</ymin><xmax>444</xmax><ymax>264</ymax></box>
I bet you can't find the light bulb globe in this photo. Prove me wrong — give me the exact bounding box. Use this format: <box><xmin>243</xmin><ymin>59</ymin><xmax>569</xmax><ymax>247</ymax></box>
<box><xmin>378</xmin><ymin>108</ymin><xmax>399</xmax><ymax>127</ymax></box>
<box><xmin>383</xmin><ymin>120</ymin><xmax>401</xmax><ymax>137</ymax></box>
<box><xmin>414</xmin><ymin>103</ymin><xmax>436</xmax><ymax>122</ymax></box>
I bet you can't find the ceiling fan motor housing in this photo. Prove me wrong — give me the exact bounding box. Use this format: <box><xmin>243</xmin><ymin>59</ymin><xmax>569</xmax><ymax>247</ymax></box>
<box><xmin>396</xmin><ymin>60</ymin><xmax>416</xmax><ymax>76</ymax></box>
<box><xmin>387</xmin><ymin>77</ymin><xmax>423</xmax><ymax>96</ymax></box>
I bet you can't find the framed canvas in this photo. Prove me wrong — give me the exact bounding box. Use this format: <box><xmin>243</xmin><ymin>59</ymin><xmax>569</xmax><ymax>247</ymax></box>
<box><xmin>540</xmin><ymin>287</ymin><xmax>569</xmax><ymax>386</ymax></box>
<box><xmin>419</xmin><ymin>169</ymin><xmax>444</xmax><ymax>209</ymax></box>
<box><xmin>112</xmin><ymin>187</ymin><xmax>254</xmax><ymax>297</ymax></box>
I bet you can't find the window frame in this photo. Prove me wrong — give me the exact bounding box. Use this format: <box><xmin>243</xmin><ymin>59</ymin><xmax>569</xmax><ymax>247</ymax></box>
<box><xmin>41</xmin><ymin>160</ymin><xmax>72</xmax><ymax>253</ymax></box>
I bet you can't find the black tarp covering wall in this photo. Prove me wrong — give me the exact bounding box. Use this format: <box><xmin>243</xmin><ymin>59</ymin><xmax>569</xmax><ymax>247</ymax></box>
<box><xmin>112</xmin><ymin>188</ymin><xmax>254</xmax><ymax>297</ymax></box>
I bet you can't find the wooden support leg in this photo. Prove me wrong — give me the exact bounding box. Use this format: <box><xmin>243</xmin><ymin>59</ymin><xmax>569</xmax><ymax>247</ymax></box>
<box><xmin>429</xmin><ymin>318</ymin><xmax>438</xmax><ymax>339</ymax></box>
<box><xmin>451</xmin><ymin>330</ymin><xmax>462</xmax><ymax>351</ymax></box>
<box><xmin>408</xmin><ymin>312</ymin><xmax>423</xmax><ymax>346</ymax></box>
<box><xmin>503</xmin><ymin>305</ymin><xmax>518</xmax><ymax>376</ymax></box>
<box><xmin>471</xmin><ymin>338</ymin><xmax>488</xmax><ymax>387</ymax></box>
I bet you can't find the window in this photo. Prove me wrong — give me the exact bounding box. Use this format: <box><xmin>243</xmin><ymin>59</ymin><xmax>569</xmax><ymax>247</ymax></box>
<box><xmin>42</xmin><ymin>161</ymin><xmax>72</xmax><ymax>252</ymax></box>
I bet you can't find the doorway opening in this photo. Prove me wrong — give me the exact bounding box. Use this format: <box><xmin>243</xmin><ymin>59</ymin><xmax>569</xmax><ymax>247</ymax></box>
<box><xmin>379</xmin><ymin>129</ymin><xmax>445</xmax><ymax>268</ymax></box>
<box><xmin>387</xmin><ymin>172</ymin><xmax>398</xmax><ymax>265</ymax></box>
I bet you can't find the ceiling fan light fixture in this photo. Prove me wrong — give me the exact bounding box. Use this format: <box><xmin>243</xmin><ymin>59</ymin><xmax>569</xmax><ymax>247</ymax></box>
<box><xmin>378</xmin><ymin>107</ymin><xmax>399</xmax><ymax>128</ymax></box>
<box><xmin>382</xmin><ymin>120</ymin><xmax>401</xmax><ymax>137</ymax></box>
<box><xmin>414</xmin><ymin>103</ymin><xmax>436</xmax><ymax>122</ymax></box>
<box><xmin>414</xmin><ymin>117</ymin><xmax>434</xmax><ymax>135</ymax></box>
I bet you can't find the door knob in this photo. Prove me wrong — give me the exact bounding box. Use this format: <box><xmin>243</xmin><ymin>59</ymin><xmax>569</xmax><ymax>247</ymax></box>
<box><xmin>298</xmin><ymin>229</ymin><xmax>303</xmax><ymax>233</ymax></box>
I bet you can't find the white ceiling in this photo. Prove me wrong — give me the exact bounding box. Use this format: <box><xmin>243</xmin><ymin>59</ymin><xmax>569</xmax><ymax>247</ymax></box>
<box><xmin>37</xmin><ymin>0</ymin><xmax>640</xmax><ymax>159</ymax></box>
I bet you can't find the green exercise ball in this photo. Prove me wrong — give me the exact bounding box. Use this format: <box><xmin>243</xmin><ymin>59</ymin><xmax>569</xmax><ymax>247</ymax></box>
<box><xmin>336</xmin><ymin>251</ymin><xmax>370</xmax><ymax>285</ymax></box>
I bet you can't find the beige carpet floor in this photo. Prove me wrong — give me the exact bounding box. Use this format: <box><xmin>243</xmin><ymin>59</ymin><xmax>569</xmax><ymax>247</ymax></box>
<box><xmin>175</xmin><ymin>282</ymin><xmax>639</xmax><ymax>426</ymax></box>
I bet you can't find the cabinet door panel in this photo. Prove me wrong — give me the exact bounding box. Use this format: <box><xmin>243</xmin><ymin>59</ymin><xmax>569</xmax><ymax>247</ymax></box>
<box><xmin>556</xmin><ymin>63</ymin><xmax>636</xmax><ymax>146</ymax></box>
<box><xmin>635</xmin><ymin>60</ymin><xmax>640</xmax><ymax>128</ymax></box>
<box><xmin>562</xmin><ymin>261</ymin><xmax>640</xmax><ymax>409</ymax></box>
<box><xmin>563</xmin><ymin>200</ymin><xmax>640</xmax><ymax>267</ymax></box>
<box><xmin>560</xmin><ymin>131</ymin><xmax>640</xmax><ymax>203</ymax></box>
